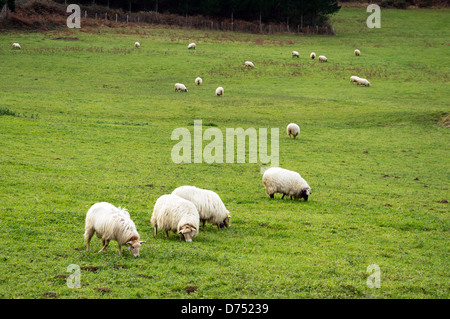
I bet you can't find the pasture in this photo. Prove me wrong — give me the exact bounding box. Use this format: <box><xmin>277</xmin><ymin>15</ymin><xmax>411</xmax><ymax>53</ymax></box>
<box><xmin>0</xmin><ymin>7</ymin><xmax>449</xmax><ymax>299</ymax></box>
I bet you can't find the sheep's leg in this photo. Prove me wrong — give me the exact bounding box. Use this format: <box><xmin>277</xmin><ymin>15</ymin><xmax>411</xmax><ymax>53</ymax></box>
<box><xmin>85</xmin><ymin>229</ymin><xmax>94</xmax><ymax>251</ymax></box>
<box><xmin>179</xmin><ymin>234</ymin><xmax>183</xmax><ymax>241</ymax></box>
<box><xmin>154</xmin><ymin>226</ymin><xmax>157</xmax><ymax>237</ymax></box>
<box><xmin>165</xmin><ymin>230</ymin><xmax>169</xmax><ymax>238</ymax></box>
<box><xmin>270</xmin><ymin>194</ymin><xmax>274</xmax><ymax>199</ymax></box>
<box><xmin>98</xmin><ymin>239</ymin><xmax>109</xmax><ymax>253</ymax></box>
<box><xmin>202</xmin><ymin>220</ymin><xmax>206</xmax><ymax>231</ymax></box>
<box><xmin>217</xmin><ymin>224</ymin><xmax>221</xmax><ymax>231</ymax></box>
<box><xmin>118</xmin><ymin>245</ymin><xmax>122</xmax><ymax>257</ymax></box>
<box><xmin>281</xmin><ymin>194</ymin><xmax>285</xmax><ymax>199</ymax></box>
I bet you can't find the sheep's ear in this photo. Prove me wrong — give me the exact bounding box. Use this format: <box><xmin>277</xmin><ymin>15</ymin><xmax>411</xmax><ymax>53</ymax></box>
<box><xmin>126</xmin><ymin>241</ymin><xmax>133</xmax><ymax>246</ymax></box>
<box><xmin>139</xmin><ymin>241</ymin><xmax>146</xmax><ymax>244</ymax></box>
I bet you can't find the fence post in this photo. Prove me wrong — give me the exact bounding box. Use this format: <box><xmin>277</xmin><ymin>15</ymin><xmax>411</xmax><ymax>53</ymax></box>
<box><xmin>115</xmin><ymin>13</ymin><xmax>117</xmax><ymax>23</ymax></box>
<box><xmin>127</xmin><ymin>14</ymin><xmax>128</xmax><ymax>23</ymax></box>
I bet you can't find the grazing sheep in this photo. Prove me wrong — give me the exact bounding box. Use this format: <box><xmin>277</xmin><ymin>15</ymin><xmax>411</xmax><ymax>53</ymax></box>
<box><xmin>310</xmin><ymin>52</ymin><xmax>316</xmax><ymax>59</ymax></box>
<box><xmin>12</xmin><ymin>43</ymin><xmax>21</xmax><ymax>49</ymax></box>
<box><xmin>135</xmin><ymin>42</ymin><xmax>140</xmax><ymax>48</ymax></box>
<box><xmin>286</xmin><ymin>123</ymin><xmax>300</xmax><ymax>140</ymax></box>
<box><xmin>175</xmin><ymin>83</ymin><xmax>188</xmax><ymax>92</ymax></box>
<box><xmin>216</xmin><ymin>86</ymin><xmax>224</xmax><ymax>96</ymax></box>
<box><xmin>172</xmin><ymin>185</ymin><xmax>231</xmax><ymax>231</ymax></box>
<box><xmin>292</xmin><ymin>51</ymin><xmax>299</xmax><ymax>58</ymax></box>
<box><xmin>195</xmin><ymin>77</ymin><xmax>203</xmax><ymax>85</ymax></box>
<box><xmin>318</xmin><ymin>55</ymin><xmax>327</xmax><ymax>62</ymax></box>
<box><xmin>354</xmin><ymin>49</ymin><xmax>360</xmax><ymax>56</ymax></box>
<box><xmin>262</xmin><ymin>167</ymin><xmax>311</xmax><ymax>201</ymax></box>
<box><xmin>356</xmin><ymin>78</ymin><xmax>371</xmax><ymax>86</ymax></box>
<box><xmin>350</xmin><ymin>76</ymin><xmax>360</xmax><ymax>83</ymax></box>
<box><xmin>188</xmin><ymin>43</ymin><xmax>196</xmax><ymax>50</ymax></box>
<box><xmin>84</xmin><ymin>202</ymin><xmax>145</xmax><ymax>257</ymax></box>
<box><xmin>244</xmin><ymin>61</ymin><xmax>255</xmax><ymax>68</ymax></box>
<box><xmin>150</xmin><ymin>194</ymin><xmax>199</xmax><ymax>242</ymax></box>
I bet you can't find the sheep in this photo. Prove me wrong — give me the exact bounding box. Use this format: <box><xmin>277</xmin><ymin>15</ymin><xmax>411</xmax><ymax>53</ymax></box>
<box><xmin>350</xmin><ymin>75</ymin><xmax>360</xmax><ymax>83</ymax></box>
<box><xmin>135</xmin><ymin>42</ymin><xmax>140</xmax><ymax>48</ymax></box>
<box><xmin>262</xmin><ymin>167</ymin><xmax>311</xmax><ymax>201</ymax></box>
<box><xmin>12</xmin><ymin>43</ymin><xmax>21</xmax><ymax>49</ymax></box>
<box><xmin>150</xmin><ymin>194</ymin><xmax>199</xmax><ymax>242</ymax></box>
<box><xmin>244</xmin><ymin>61</ymin><xmax>255</xmax><ymax>68</ymax></box>
<box><xmin>188</xmin><ymin>43</ymin><xmax>196</xmax><ymax>50</ymax></box>
<box><xmin>356</xmin><ymin>78</ymin><xmax>371</xmax><ymax>86</ymax></box>
<box><xmin>310</xmin><ymin>52</ymin><xmax>316</xmax><ymax>59</ymax></box>
<box><xmin>286</xmin><ymin>123</ymin><xmax>300</xmax><ymax>140</ymax></box>
<box><xmin>216</xmin><ymin>86</ymin><xmax>224</xmax><ymax>96</ymax></box>
<box><xmin>354</xmin><ymin>49</ymin><xmax>360</xmax><ymax>56</ymax></box>
<box><xmin>318</xmin><ymin>55</ymin><xmax>327</xmax><ymax>62</ymax></box>
<box><xmin>195</xmin><ymin>77</ymin><xmax>203</xmax><ymax>85</ymax></box>
<box><xmin>84</xmin><ymin>202</ymin><xmax>145</xmax><ymax>257</ymax></box>
<box><xmin>175</xmin><ymin>83</ymin><xmax>188</xmax><ymax>92</ymax></box>
<box><xmin>292</xmin><ymin>51</ymin><xmax>299</xmax><ymax>58</ymax></box>
<box><xmin>172</xmin><ymin>185</ymin><xmax>231</xmax><ymax>231</ymax></box>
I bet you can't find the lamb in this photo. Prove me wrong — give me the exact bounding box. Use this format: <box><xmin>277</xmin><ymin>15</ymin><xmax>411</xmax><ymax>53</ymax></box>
<box><xmin>135</xmin><ymin>42</ymin><xmax>140</xmax><ymax>48</ymax></box>
<box><xmin>12</xmin><ymin>43</ymin><xmax>21</xmax><ymax>49</ymax></box>
<box><xmin>354</xmin><ymin>49</ymin><xmax>360</xmax><ymax>56</ymax></box>
<box><xmin>216</xmin><ymin>86</ymin><xmax>224</xmax><ymax>96</ymax></box>
<box><xmin>310</xmin><ymin>52</ymin><xmax>316</xmax><ymax>59</ymax></box>
<box><xmin>188</xmin><ymin>43</ymin><xmax>196</xmax><ymax>50</ymax></box>
<box><xmin>286</xmin><ymin>123</ymin><xmax>300</xmax><ymax>140</ymax></box>
<box><xmin>150</xmin><ymin>194</ymin><xmax>199</xmax><ymax>242</ymax></box>
<box><xmin>84</xmin><ymin>202</ymin><xmax>145</xmax><ymax>257</ymax></box>
<box><xmin>262</xmin><ymin>167</ymin><xmax>311</xmax><ymax>201</ymax></box>
<box><xmin>318</xmin><ymin>55</ymin><xmax>327</xmax><ymax>62</ymax></box>
<box><xmin>350</xmin><ymin>75</ymin><xmax>360</xmax><ymax>83</ymax></box>
<box><xmin>175</xmin><ymin>83</ymin><xmax>188</xmax><ymax>92</ymax></box>
<box><xmin>172</xmin><ymin>185</ymin><xmax>231</xmax><ymax>231</ymax></box>
<box><xmin>356</xmin><ymin>78</ymin><xmax>371</xmax><ymax>86</ymax></box>
<box><xmin>292</xmin><ymin>51</ymin><xmax>299</xmax><ymax>58</ymax></box>
<box><xmin>195</xmin><ymin>77</ymin><xmax>202</xmax><ymax>85</ymax></box>
<box><xmin>244</xmin><ymin>61</ymin><xmax>255</xmax><ymax>68</ymax></box>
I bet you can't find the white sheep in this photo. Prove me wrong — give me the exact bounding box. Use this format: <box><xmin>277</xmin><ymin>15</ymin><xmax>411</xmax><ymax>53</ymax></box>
<box><xmin>292</xmin><ymin>51</ymin><xmax>299</xmax><ymax>58</ymax></box>
<box><xmin>84</xmin><ymin>202</ymin><xmax>145</xmax><ymax>257</ymax></box>
<box><xmin>188</xmin><ymin>43</ymin><xmax>196</xmax><ymax>50</ymax></box>
<box><xmin>350</xmin><ymin>75</ymin><xmax>360</xmax><ymax>83</ymax></box>
<box><xmin>286</xmin><ymin>123</ymin><xmax>300</xmax><ymax>140</ymax></box>
<box><xmin>12</xmin><ymin>43</ymin><xmax>21</xmax><ymax>49</ymax></box>
<box><xmin>318</xmin><ymin>55</ymin><xmax>327</xmax><ymax>62</ymax></box>
<box><xmin>356</xmin><ymin>78</ymin><xmax>371</xmax><ymax>86</ymax></box>
<box><xmin>216</xmin><ymin>86</ymin><xmax>224</xmax><ymax>96</ymax></box>
<box><xmin>150</xmin><ymin>194</ymin><xmax>199</xmax><ymax>242</ymax></box>
<box><xmin>135</xmin><ymin>42</ymin><xmax>140</xmax><ymax>48</ymax></box>
<box><xmin>262</xmin><ymin>167</ymin><xmax>311</xmax><ymax>201</ymax></box>
<box><xmin>175</xmin><ymin>83</ymin><xmax>188</xmax><ymax>92</ymax></box>
<box><xmin>172</xmin><ymin>185</ymin><xmax>231</xmax><ymax>231</ymax></box>
<box><xmin>195</xmin><ymin>77</ymin><xmax>203</xmax><ymax>85</ymax></box>
<box><xmin>244</xmin><ymin>61</ymin><xmax>255</xmax><ymax>68</ymax></box>
<box><xmin>310</xmin><ymin>52</ymin><xmax>316</xmax><ymax>59</ymax></box>
<box><xmin>354</xmin><ymin>49</ymin><xmax>360</xmax><ymax>56</ymax></box>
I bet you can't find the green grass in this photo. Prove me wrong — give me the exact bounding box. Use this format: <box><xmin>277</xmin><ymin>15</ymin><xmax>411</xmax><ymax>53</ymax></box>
<box><xmin>0</xmin><ymin>7</ymin><xmax>449</xmax><ymax>299</ymax></box>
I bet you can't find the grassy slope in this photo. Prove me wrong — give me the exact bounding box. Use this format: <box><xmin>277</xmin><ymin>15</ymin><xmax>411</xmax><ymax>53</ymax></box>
<box><xmin>0</xmin><ymin>8</ymin><xmax>449</xmax><ymax>298</ymax></box>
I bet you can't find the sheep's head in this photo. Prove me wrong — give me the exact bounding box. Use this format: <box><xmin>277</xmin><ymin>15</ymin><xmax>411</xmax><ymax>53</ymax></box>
<box><xmin>299</xmin><ymin>187</ymin><xmax>311</xmax><ymax>201</ymax></box>
<box><xmin>219</xmin><ymin>214</ymin><xmax>231</xmax><ymax>229</ymax></box>
<box><xmin>126</xmin><ymin>239</ymin><xmax>145</xmax><ymax>257</ymax></box>
<box><xmin>178</xmin><ymin>224</ymin><xmax>197</xmax><ymax>242</ymax></box>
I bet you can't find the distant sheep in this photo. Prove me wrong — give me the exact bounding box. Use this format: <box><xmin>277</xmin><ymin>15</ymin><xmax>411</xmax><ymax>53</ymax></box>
<box><xmin>84</xmin><ymin>202</ymin><xmax>145</xmax><ymax>257</ymax></box>
<box><xmin>175</xmin><ymin>83</ymin><xmax>188</xmax><ymax>92</ymax></box>
<box><xmin>188</xmin><ymin>43</ymin><xmax>196</xmax><ymax>50</ymax></box>
<box><xmin>195</xmin><ymin>77</ymin><xmax>203</xmax><ymax>85</ymax></box>
<box><xmin>292</xmin><ymin>51</ymin><xmax>299</xmax><ymax>58</ymax></box>
<box><xmin>318</xmin><ymin>55</ymin><xmax>327</xmax><ymax>62</ymax></box>
<box><xmin>172</xmin><ymin>185</ymin><xmax>231</xmax><ymax>231</ymax></box>
<box><xmin>310</xmin><ymin>52</ymin><xmax>316</xmax><ymax>59</ymax></box>
<box><xmin>354</xmin><ymin>49</ymin><xmax>360</xmax><ymax>56</ymax></box>
<box><xmin>245</xmin><ymin>61</ymin><xmax>255</xmax><ymax>68</ymax></box>
<box><xmin>350</xmin><ymin>76</ymin><xmax>360</xmax><ymax>83</ymax></box>
<box><xmin>150</xmin><ymin>194</ymin><xmax>199</xmax><ymax>242</ymax></box>
<box><xmin>356</xmin><ymin>78</ymin><xmax>371</xmax><ymax>86</ymax></box>
<box><xmin>262</xmin><ymin>167</ymin><xmax>311</xmax><ymax>201</ymax></box>
<box><xmin>135</xmin><ymin>42</ymin><xmax>140</xmax><ymax>48</ymax></box>
<box><xmin>12</xmin><ymin>43</ymin><xmax>21</xmax><ymax>49</ymax></box>
<box><xmin>216</xmin><ymin>86</ymin><xmax>224</xmax><ymax>96</ymax></box>
<box><xmin>286</xmin><ymin>123</ymin><xmax>300</xmax><ymax>140</ymax></box>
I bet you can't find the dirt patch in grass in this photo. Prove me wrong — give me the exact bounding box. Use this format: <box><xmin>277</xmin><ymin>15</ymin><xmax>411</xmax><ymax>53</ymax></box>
<box><xmin>52</xmin><ymin>37</ymin><xmax>79</xmax><ymax>41</ymax></box>
<box><xmin>438</xmin><ymin>114</ymin><xmax>450</xmax><ymax>128</ymax></box>
<box><xmin>81</xmin><ymin>266</ymin><xmax>99</xmax><ymax>272</ymax></box>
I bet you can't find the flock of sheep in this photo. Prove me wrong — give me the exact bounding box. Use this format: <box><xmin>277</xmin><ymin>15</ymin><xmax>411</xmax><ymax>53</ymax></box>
<box><xmin>11</xmin><ymin>38</ymin><xmax>367</xmax><ymax>258</ymax></box>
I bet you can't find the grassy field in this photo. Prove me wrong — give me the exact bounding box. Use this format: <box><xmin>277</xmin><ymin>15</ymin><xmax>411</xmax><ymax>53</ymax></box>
<box><xmin>0</xmin><ymin>7</ymin><xmax>449</xmax><ymax>299</ymax></box>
